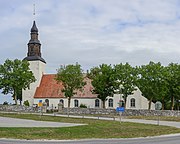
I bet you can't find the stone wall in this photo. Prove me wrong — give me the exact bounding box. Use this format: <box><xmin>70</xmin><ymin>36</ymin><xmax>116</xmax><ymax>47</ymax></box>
<box><xmin>123</xmin><ymin>109</ymin><xmax>180</xmax><ymax>117</ymax></box>
<box><xmin>0</xmin><ymin>105</ymin><xmax>38</xmax><ymax>113</ymax></box>
<box><xmin>59</xmin><ymin>108</ymin><xmax>180</xmax><ymax>117</ymax></box>
<box><xmin>60</xmin><ymin>108</ymin><xmax>116</xmax><ymax>115</ymax></box>
<box><xmin>0</xmin><ymin>105</ymin><xmax>179</xmax><ymax>117</ymax></box>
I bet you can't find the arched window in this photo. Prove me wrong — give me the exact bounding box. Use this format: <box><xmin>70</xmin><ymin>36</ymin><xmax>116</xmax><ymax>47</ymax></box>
<box><xmin>45</xmin><ymin>99</ymin><xmax>49</xmax><ymax>107</ymax></box>
<box><xmin>59</xmin><ymin>99</ymin><xmax>64</xmax><ymax>107</ymax></box>
<box><xmin>108</xmin><ymin>98</ymin><xmax>113</xmax><ymax>107</ymax></box>
<box><xmin>74</xmin><ymin>100</ymin><xmax>79</xmax><ymax>107</ymax></box>
<box><xmin>95</xmin><ymin>99</ymin><xmax>100</xmax><ymax>108</ymax></box>
<box><xmin>130</xmin><ymin>98</ymin><xmax>135</xmax><ymax>107</ymax></box>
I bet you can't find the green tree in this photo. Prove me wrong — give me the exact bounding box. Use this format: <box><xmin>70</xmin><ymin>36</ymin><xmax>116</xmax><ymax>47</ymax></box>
<box><xmin>114</xmin><ymin>63</ymin><xmax>137</xmax><ymax>108</ymax></box>
<box><xmin>156</xmin><ymin>80</ymin><xmax>170</xmax><ymax>110</ymax></box>
<box><xmin>154</xmin><ymin>66</ymin><xmax>171</xmax><ymax>110</ymax></box>
<box><xmin>55</xmin><ymin>63</ymin><xmax>85</xmax><ymax>107</ymax></box>
<box><xmin>136</xmin><ymin>61</ymin><xmax>164</xmax><ymax>110</ymax></box>
<box><xmin>0</xmin><ymin>59</ymin><xmax>36</xmax><ymax>105</ymax></box>
<box><xmin>166</xmin><ymin>63</ymin><xmax>180</xmax><ymax>110</ymax></box>
<box><xmin>88</xmin><ymin>64</ymin><xmax>114</xmax><ymax>108</ymax></box>
<box><xmin>16</xmin><ymin>88</ymin><xmax>22</xmax><ymax>105</ymax></box>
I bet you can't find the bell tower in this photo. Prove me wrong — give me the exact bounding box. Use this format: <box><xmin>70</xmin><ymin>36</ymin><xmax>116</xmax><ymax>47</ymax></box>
<box><xmin>24</xmin><ymin>21</ymin><xmax>46</xmax><ymax>63</ymax></box>
<box><xmin>22</xmin><ymin>21</ymin><xmax>46</xmax><ymax>106</ymax></box>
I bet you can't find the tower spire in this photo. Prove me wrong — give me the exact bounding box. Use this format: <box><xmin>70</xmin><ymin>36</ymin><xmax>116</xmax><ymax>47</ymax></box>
<box><xmin>24</xmin><ymin>21</ymin><xmax>46</xmax><ymax>63</ymax></box>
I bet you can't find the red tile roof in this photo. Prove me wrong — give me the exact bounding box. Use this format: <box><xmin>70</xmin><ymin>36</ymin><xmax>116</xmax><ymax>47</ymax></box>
<box><xmin>34</xmin><ymin>74</ymin><xmax>97</xmax><ymax>98</ymax></box>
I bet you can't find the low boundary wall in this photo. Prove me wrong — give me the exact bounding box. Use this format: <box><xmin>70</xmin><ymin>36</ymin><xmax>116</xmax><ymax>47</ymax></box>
<box><xmin>60</xmin><ymin>108</ymin><xmax>180</xmax><ymax>117</ymax></box>
<box><xmin>0</xmin><ymin>105</ymin><xmax>38</xmax><ymax>113</ymax></box>
<box><xmin>0</xmin><ymin>105</ymin><xmax>179</xmax><ymax>117</ymax></box>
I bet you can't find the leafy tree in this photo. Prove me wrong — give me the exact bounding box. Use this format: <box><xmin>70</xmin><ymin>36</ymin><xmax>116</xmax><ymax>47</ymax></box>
<box><xmin>15</xmin><ymin>88</ymin><xmax>22</xmax><ymax>105</ymax></box>
<box><xmin>55</xmin><ymin>63</ymin><xmax>85</xmax><ymax>107</ymax></box>
<box><xmin>166</xmin><ymin>63</ymin><xmax>180</xmax><ymax>110</ymax></box>
<box><xmin>0</xmin><ymin>59</ymin><xmax>36</xmax><ymax>105</ymax></box>
<box><xmin>153</xmin><ymin>65</ymin><xmax>171</xmax><ymax>110</ymax></box>
<box><xmin>88</xmin><ymin>64</ymin><xmax>114</xmax><ymax>108</ymax></box>
<box><xmin>114</xmin><ymin>63</ymin><xmax>137</xmax><ymax>108</ymax></box>
<box><xmin>155</xmin><ymin>80</ymin><xmax>170</xmax><ymax>110</ymax></box>
<box><xmin>136</xmin><ymin>61</ymin><xmax>164</xmax><ymax>110</ymax></box>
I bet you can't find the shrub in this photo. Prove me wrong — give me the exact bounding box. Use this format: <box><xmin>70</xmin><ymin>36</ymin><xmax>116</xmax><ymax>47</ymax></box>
<box><xmin>23</xmin><ymin>100</ymin><xmax>30</xmax><ymax>106</ymax></box>
<box><xmin>80</xmin><ymin>104</ymin><xmax>87</xmax><ymax>108</ymax></box>
<box><xmin>3</xmin><ymin>101</ymin><xmax>8</xmax><ymax>105</ymax></box>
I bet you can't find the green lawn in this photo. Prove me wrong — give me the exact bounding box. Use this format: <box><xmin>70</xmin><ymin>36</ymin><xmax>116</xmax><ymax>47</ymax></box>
<box><xmin>0</xmin><ymin>112</ymin><xmax>180</xmax><ymax>140</ymax></box>
<box><xmin>125</xmin><ymin>115</ymin><xmax>180</xmax><ymax>122</ymax></box>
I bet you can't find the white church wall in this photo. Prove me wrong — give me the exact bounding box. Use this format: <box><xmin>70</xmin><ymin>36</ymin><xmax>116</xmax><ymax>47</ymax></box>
<box><xmin>34</xmin><ymin>98</ymin><xmax>65</xmax><ymax>108</ymax></box>
<box><xmin>70</xmin><ymin>98</ymin><xmax>97</xmax><ymax>108</ymax></box>
<box><xmin>106</xmin><ymin>94</ymin><xmax>122</xmax><ymax>108</ymax></box>
<box><xmin>105</xmin><ymin>89</ymin><xmax>155</xmax><ymax>110</ymax></box>
<box><xmin>33</xmin><ymin>89</ymin><xmax>155</xmax><ymax>110</ymax></box>
<box><xmin>126</xmin><ymin>89</ymin><xmax>142</xmax><ymax>109</ymax></box>
<box><xmin>126</xmin><ymin>89</ymin><xmax>155</xmax><ymax>110</ymax></box>
<box><xmin>34</xmin><ymin>98</ymin><xmax>99</xmax><ymax>108</ymax></box>
<box><xmin>22</xmin><ymin>61</ymin><xmax>45</xmax><ymax>106</ymax></box>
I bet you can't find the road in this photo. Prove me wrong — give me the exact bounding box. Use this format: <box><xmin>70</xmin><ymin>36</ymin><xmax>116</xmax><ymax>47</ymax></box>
<box><xmin>0</xmin><ymin>134</ymin><xmax>180</xmax><ymax>144</ymax></box>
<box><xmin>0</xmin><ymin>116</ymin><xmax>85</xmax><ymax>127</ymax></box>
<box><xmin>0</xmin><ymin>114</ymin><xmax>180</xmax><ymax>144</ymax></box>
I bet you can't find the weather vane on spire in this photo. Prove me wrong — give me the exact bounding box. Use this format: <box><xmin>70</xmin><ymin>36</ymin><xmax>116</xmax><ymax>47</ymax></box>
<box><xmin>33</xmin><ymin>3</ymin><xmax>36</xmax><ymax>20</ymax></box>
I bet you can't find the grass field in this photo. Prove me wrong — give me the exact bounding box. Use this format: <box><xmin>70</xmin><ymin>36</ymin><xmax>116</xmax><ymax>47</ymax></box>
<box><xmin>0</xmin><ymin>112</ymin><xmax>180</xmax><ymax>140</ymax></box>
<box><xmin>125</xmin><ymin>115</ymin><xmax>180</xmax><ymax>122</ymax></box>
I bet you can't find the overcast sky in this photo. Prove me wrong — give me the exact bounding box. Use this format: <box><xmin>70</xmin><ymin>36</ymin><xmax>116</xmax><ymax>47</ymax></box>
<box><xmin>0</xmin><ymin>0</ymin><xmax>180</xmax><ymax>103</ymax></box>
<box><xmin>1</xmin><ymin>0</ymin><xmax>180</xmax><ymax>73</ymax></box>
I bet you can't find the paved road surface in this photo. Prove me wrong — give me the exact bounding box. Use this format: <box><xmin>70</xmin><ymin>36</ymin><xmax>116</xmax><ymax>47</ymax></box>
<box><xmin>0</xmin><ymin>134</ymin><xmax>180</xmax><ymax>144</ymax></box>
<box><xmin>0</xmin><ymin>114</ymin><xmax>180</xmax><ymax>144</ymax></box>
<box><xmin>121</xmin><ymin>118</ymin><xmax>180</xmax><ymax>128</ymax></box>
<box><xmin>0</xmin><ymin>116</ymin><xmax>85</xmax><ymax>127</ymax></box>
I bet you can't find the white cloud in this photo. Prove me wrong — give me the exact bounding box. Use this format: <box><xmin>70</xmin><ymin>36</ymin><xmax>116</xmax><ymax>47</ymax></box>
<box><xmin>1</xmin><ymin>0</ymin><xmax>180</xmax><ymax>103</ymax></box>
<box><xmin>0</xmin><ymin>0</ymin><xmax>179</xmax><ymax>73</ymax></box>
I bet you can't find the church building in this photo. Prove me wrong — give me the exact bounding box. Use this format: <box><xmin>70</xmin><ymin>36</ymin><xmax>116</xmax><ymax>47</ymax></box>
<box><xmin>22</xmin><ymin>21</ymin><xmax>155</xmax><ymax>110</ymax></box>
